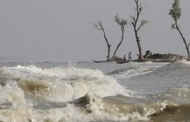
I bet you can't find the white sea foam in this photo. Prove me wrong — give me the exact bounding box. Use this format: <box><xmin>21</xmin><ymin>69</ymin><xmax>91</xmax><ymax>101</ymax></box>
<box><xmin>0</xmin><ymin>61</ymin><xmax>189</xmax><ymax>122</ymax></box>
<box><xmin>0</xmin><ymin>65</ymin><xmax>137</xmax><ymax>102</ymax></box>
<box><xmin>0</xmin><ymin>65</ymin><xmax>139</xmax><ymax>122</ymax></box>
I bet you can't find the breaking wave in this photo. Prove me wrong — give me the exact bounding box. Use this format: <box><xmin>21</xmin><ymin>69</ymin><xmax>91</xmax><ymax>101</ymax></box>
<box><xmin>73</xmin><ymin>85</ymin><xmax>190</xmax><ymax>121</ymax></box>
<box><xmin>107</xmin><ymin>65</ymin><xmax>159</xmax><ymax>79</ymax></box>
<box><xmin>0</xmin><ymin>65</ymin><xmax>137</xmax><ymax>102</ymax></box>
<box><xmin>108</xmin><ymin>60</ymin><xmax>190</xmax><ymax>80</ymax></box>
<box><xmin>0</xmin><ymin>61</ymin><xmax>189</xmax><ymax>122</ymax></box>
<box><xmin>151</xmin><ymin>60</ymin><xmax>190</xmax><ymax>75</ymax></box>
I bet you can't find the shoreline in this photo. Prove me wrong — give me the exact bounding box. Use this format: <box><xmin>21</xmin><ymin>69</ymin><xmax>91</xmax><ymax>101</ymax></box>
<box><xmin>93</xmin><ymin>58</ymin><xmax>188</xmax><ymax>64</ymax></box>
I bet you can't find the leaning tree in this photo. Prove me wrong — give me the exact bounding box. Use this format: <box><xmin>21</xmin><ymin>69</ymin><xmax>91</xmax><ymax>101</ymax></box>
<box><xmin>169</xmin><ymin>0</ymin><xmax>190</xmax><ymax>57</ymax></box>
<box><xmin>111</xmin><ymin>14</ymin><xmax>128</xmax><ymax>60</ymax></box>
<box><xmin>130</xmin><ymin>0</ymin><xmax>148</xmax><ymax>60</ymax></box>
<box><xmin>93</xmin><ymin>21</ymin><xmax>111</xmax><ymax>61</ymax></box>
<box><xmin>93</xmin><ymin>14</ymin><xmax>127</xmax><ymax>61</ymax></box>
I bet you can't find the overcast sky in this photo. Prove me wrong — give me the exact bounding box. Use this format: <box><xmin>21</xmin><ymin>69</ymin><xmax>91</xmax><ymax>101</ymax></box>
<box><xmin>0</xmin><ymin>0</ymin><xmax>190</xmax><ymax>62</ymax></box>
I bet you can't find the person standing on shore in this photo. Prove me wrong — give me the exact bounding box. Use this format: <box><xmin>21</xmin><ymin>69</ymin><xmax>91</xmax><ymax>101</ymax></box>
<box><xmin>128</xmin><ymin>52</ymin><xmax>132</xmax><ymax>61</ymax></box>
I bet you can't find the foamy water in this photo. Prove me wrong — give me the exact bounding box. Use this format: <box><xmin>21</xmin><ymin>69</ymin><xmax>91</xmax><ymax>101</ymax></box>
<box><xmin>0</xmin><ymin>60</ymin><xmax>189</xmax><ymax>122</ymax></box>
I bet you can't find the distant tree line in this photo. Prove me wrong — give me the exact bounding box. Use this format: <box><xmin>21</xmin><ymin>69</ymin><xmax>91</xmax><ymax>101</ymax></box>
<box><xmin>93</xmin><ymin>0</ymin><xmax>189</xmax><ymax>61</ymax></box>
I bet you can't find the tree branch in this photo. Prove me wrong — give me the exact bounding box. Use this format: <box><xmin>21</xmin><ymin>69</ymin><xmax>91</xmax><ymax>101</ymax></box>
<box><xmin>115</xmin><ymin>14</ymin><xmax>127</xmax><ymax>26</ymax></box>
<box><xmin>171</xmin><ymin>24</ymin><xmax>177</xmax><ymax>30</ymax></box>
<box><xmin>137</xmin><ymin>20</ymin><xmax>148</xmax><ymax>32</ymax></box>
<box><xmin>137</xmin><ymin>23</ymin><xmax>143</xmax><ymax>32</ymax></box>
<box><xmin>138</xmin><ymin>7</ymin><xmax>142</xmax><ymax>15</ymax></box>
<box><xmin>131</xmin><ymin>0</ymin><xmax>143</xmax><ymax>30</ymax></box>
<box><xmin>134</xmin><ymin>0</ymin><xmax>138</xmax><ymax>4</ymax></box>
<box><xmin>130</xmin><ymin>16</ymin><xmax>135</xmax><ymax>22</ymax></box>
<box><xmin>93</xmin><ymin>21</ymin><xmax>103</xmax><ymax>30</ymax></box>
<box><xmin>130</xmin><ymin>16</ymin><xmax>136</xmax><ymax>26</ymax></box>
<box><xmin>135</xmin><ymin>0</ymin><xmax>142</xmax><ymax>25</ymax></box>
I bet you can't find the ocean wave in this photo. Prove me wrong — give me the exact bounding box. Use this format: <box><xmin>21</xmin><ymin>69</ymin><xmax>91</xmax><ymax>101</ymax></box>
<box><xmin>110</xmin><ymin>60</ymin><xmax>190</xmax><ymax>80</ymax></box>
<box><xmin>152</xmin><ymin>60</ymin><xmax>190</xmax><ymax>75</ymax></box>
<box><xmin>107</xmin><ymin>65</ymin><xmax>160</xmax><ymax>79</ymax></box>
<box><xmin>0</xmin><ymin>81</ymin><xmax>190</xmax><ymax>122</ymax></box>
<box><xmin>72</xmin><ymin>86</ymin><xmax>190</xmax><ymax>122</ymax></box>
<box><xmin>150</xmin><ymin>104</ymin><xmax>190</xmax><ymax>122</ymax></box>
<box><xmin>0</xmin><ymin>65</ymin><xmax>137</xmax><ymax>102</ymax></box>
<box><xmin>0</xmin><ymin>63</ymin><xmax>190</xmax><ymax>122</ymax></box>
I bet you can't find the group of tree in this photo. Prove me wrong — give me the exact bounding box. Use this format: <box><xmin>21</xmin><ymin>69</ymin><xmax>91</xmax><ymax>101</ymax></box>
<box><xmin>93</xmin><ymin>15</ymin><xmax>127</xmax><ymax>61</ymax></box>
<box><xmin>93</xmin><ymin>0</ymin><xmax>189</xmax><ymax>61</ymax></box>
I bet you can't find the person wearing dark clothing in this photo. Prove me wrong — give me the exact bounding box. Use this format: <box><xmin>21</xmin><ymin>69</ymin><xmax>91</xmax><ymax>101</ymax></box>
<box><xmin>128</xmin><ymin>52</ymin><xmax>132</xmax><ymax>61</ymax></box>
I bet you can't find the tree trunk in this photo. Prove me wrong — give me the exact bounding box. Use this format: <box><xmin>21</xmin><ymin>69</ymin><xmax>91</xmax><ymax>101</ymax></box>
<box><xmin>134</xmin><ymin>27</ymin><xmax>143</xmax><ymax>60</ymax></box>
<box><xmin>111</xmin><ymin>27</ymin><xmax>124</xmax><ymax>61</ymax></box>
<box><xmin>102</xmin><ymin>28</ymin><xmax>111</xmax><ymax>60</ymax></box>
<box><xmin>132</xmin><ymin>0</ymin><xmax>143</xmax><ymax>61</ymax></box>
<box><xmin>107</xmin><ymin>44</ymin><xmax>111</xmax><ymax>61</ymax></box>
<box><xmin>176</xmin><ymin>24</ymin><xmax>190</xmax><ymax>56</ymax></box>
<box><xmin>136</xmin><ymin>40</ymin><xmax>143</xmax><ymax>60</ymax></box>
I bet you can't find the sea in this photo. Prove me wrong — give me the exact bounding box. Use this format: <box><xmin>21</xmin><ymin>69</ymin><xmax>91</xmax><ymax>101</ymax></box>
<box><xmin>0</xmin><ymin>60</ymin><xmax>190</xmax><ymax>122</ymax></box>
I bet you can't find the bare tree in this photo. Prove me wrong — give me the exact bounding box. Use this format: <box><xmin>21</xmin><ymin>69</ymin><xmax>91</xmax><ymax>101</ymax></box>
<box><xmin>93</xmin><ymin>21</ymin><xmax>111</xmax><ymax>61</ymax></box>
<box><xmin>130</xmin><ymin>0</ymin><xmax>148</xmax><ymax>60</ymax></box>
<box><xmin>169</xmin><ymin>0</ymin><xmax>190</xmax><ymax>56</ymax></box>
<box><xmin>111</xmin><ymin>14</ymin><xmax>128</xmax><ymax>60</ymax></box>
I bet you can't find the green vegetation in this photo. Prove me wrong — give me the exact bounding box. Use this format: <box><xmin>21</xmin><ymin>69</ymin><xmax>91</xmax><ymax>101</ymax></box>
<box><xmin>169</xmin><ymin>0</ymin><xmax>190</xmax><ymax>56</ymax></box>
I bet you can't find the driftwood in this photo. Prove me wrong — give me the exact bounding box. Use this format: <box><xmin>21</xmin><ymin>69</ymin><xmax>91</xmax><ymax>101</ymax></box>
<box><xmin>92</xmin><ymin>59</ymin><xmax>112</xmax><ymax>63</ymax></box>
<box><xmin>93</xmin><ymin>56</ymin><xmax>122</xmax><ymax>63</ymax></box>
